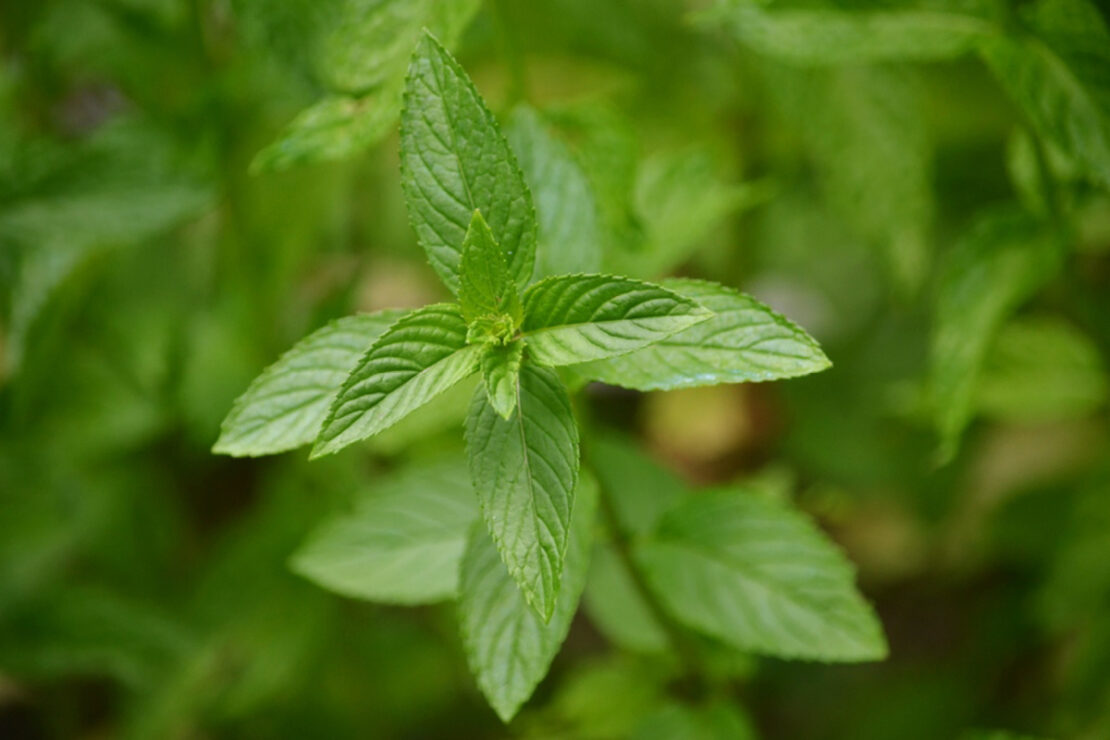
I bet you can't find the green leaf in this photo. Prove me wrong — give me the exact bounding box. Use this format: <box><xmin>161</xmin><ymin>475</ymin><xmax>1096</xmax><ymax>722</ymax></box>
<box><xmin>566</xmin><ymin>278</ymin><xmax>829</xmax><ymax>391</ymax></box>
<box><xmin>457</xmin><ymin>474</ymin><xmax>597</xmax><ymax>722</ymax></box>
<box><xmin>635</xmin><ymin>488</ymin><xmax>887</xmax><ymax>662</ymax></box>
<box><xmin>976</xmin><ymin>316</ymin><xmax>1107</xmax><ymax>423</ymax></box>
<box><xmin>930</xmin><ymin>208</ymin><xmax>1061</xmax><ymax>460</ymax></box>
<box><xmin>458</xmin><ymin>210</ymin><xmax>522</xmax><ymax>325</ymax></box>
<box><xmin>214</xmin><ymin>310</ymin><xmax>406</xmax><ymax>457</ymax></box>
<box><xmin>400</xmin><ymin>32</ymin><xmax>537</xmax><ymax>293</ymax></box>
<box><xmin>290</xmin><ymin>456</ymin><xmax>478</xmax><ymax>604</ymax></box>
<box><xmin>250</xmin><ymin>0</ymin><xmax>481</xmax><ymax>171</ymax></box>
<box><xmin>701</xmin><ymin>2</ymin><xmax>994</xmax><ymax>65</ymax></box>
<box><xmin>521</xmin><ymin>275</ymin><xmax>712</xmax><ymax>367</ymax></box>
<box><xmin>505</xmin><ymin>105</ymin><xmax>603</xmax><ymax>278</ymax></box>
<box><xmin>633</xmin><ymin>701</ymin><xmax>757</xmax><ymax>740</ymax></box>
<box><xmin>251</xmin><ymin>88</ymin><xmax>401</xmax><ymax>174</ymax></box>
<box><xmin>582</xmin><ymin>543</ymin><xmax>669</xmax><ymax>653</ymax></box>
<box><xmin>762</xmin><ymin>63</ymin><xmax>935</xmax><ymax>292</ymax></box>
<box><xmin>588</xmin><ymin>433</ymin><xmax>685</xmax><ymax>537</ymax></box>
<box><xmin>465</xmin><ymin>364</ymin><xmax>579</xmax><ymax>620</ymax></box>
<box><xmin>980</xmin><ymin>0</ymin><xmax>1110</xmax><ymax>188</ymax></box>
<box><xmin>313</xmin><ymin>304</ymin><xmax>481</xmax><ymax>457</ymax></box>
<box><xmin>480</xmin><ymin>340</ymin><xmax>524</xmax><ymax>420</ymax></box>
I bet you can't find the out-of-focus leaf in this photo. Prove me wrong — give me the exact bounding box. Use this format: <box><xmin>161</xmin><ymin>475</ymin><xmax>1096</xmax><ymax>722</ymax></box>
<box><xmin>976</xmin><ymin>316</ymin><xmax>1107</xmax><ymax>423</ymax></box>
<box><xmin>465</xmin><ymin>364</ymin><xmax>579</xmax><ymax>620</ymax></box>
<box><xmin>521</xmin><ymin>274</ymin><xmax>711</xmax><ymax>367</ymax></box>
<box><xmin>290</xmin><ymin>456</ymin><xmax>477</xmax><ymax>603</ymax></box>
<box><xmin>457</xmin><ymin>475</ymin><xmax>597</xmax><ymax>722</ymax></box>
<box><xmin>981</xmin><ymin>0</ymin><xmax>1110</xmax><ymax>188</ymax></box>
<box><xmin>632</xmin><ymin>701</ymin><xmax>757</xmax><ymax>740</ymax></box>
<box><xmin>588</xmin><ymin>433</ymin><xmax>684</xmax><ymax>537</ymax></box>
<box><xmin>929</xmin><ymin>208</ymin><xmax>1061</xmax><ymax>460</ymax></box>
<box><xmin>506</xmin><ymin>105</ymin><xmax>603</xmax><ymax>278</ymax></box>
<box><xmin>400</xmin><ymin>32</ymin><xmax>536</xmax><ymax>293</ymax></box>
<box><xmin>763</xmin><ymin>63</ymin><xmax>935</xmax><ymax>292</ymax></box>
<box><xmin>214</xmin><ymin>310</ymin><xmax>405</xmax><ymax>457</ymax></box>
<box><xmin>566</xmin><ymin>278</ymin><xmax>829</xmax><ymax>391</ymax></box>
<box><xmin>636</xmin><ymin>488</ymin><xmax>887</xmax><ymax>662</ymax></box>
<box><xmin>249</xmin><ymin>0</ymin><xmax>481</xmax><ymax>170</ymax></box>
<box><xmin>701</xmin><ymin>1</ymin><xmax>995</xmax><ymax>65</ymax></box>
<box><xmin>582</xmin><ymin>543</ymin><xmax>669</xmax><ymax>653</ymax></box>
<box><xmin>313</xmin><ymin>304</ymin><xmax>481</xmax><ymax>456</ymax></box>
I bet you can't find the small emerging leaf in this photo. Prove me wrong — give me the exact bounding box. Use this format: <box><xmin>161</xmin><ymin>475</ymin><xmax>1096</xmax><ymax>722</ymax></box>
<box><xmin>458</xmin><ymin>210</ymin><xmax>522</xmax><ymax>325</ymax></box>
<box><xmin>567</xmin><ymin>278</ymin><xmax>829</xmax><ymax>391</ymax></box>
<box><xmin>521</xmin><ymin>274</ymin><xmax>712</xmax><ymax>367</ymax></box>
<box><xmin>313</xmin><ymin>304</ymin><xmax>481</xmax><ymax>457</ymax></box>
<box><xmin>400</xmin><ymin>31</ymin><xmax>536</xmax><ymax>293</ymax></box>
<box><xmin>457</xmin><ymin>475</ymin><xmax>597</xmax><ymax>722</ymax></box>
<box><xmin>465</xmin><ymin>364</ymin><xmax>579</xmax><ymax>620</ymax></box>
<box><xmin>481</xmin><ymin>341</ymin><xmax>524</xmax><ymax>420</ymax></box>
<box><xmin>290</xmin><ymin>456</ymin><xmax>478</xmax><ymax>603</ymax></box>
<box><xmin>214</xmin><ymin>310</ymin><xmax>406</xmax><ymax>456</ymax></box>
<box><xmin>636</xmin><ymin>488</ymin><xmax>887</xmax><ymax>662</ymax></box>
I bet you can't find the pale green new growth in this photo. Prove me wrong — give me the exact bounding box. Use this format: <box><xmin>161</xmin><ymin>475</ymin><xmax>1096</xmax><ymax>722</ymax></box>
<box><xmin>480</xmin><ymin>341</ymin><xmax>524</xmax><ymax>420</ymax></box>
<box><xmin>466</xmin><ymin>364</ymin><xmax>579</xmax><ymax>620</ymax></box>
<box><xmin>636</xmin><ymin>488</ymin><xmax>887</xmax><ymax>662</ymax></box>
<box><xmin>313</xmin><ymin>304</ymin><xmax>482</xmax><ymax>457</ymax></box>
<box><xmin>457</xmin><ymin>475</ymin><xmax>597</xmax><ymax>721</ymax></box>
<box><xmin>291</xmin><ymin>457</ymin><xmax>477</xmax><ymax>603</ymax></box>
<box><xmin>214</xmin><ymin>310</ymin><xmax>406</xmax><ymax>456</ymax></box>
<box><xmin>400</xmin><ymin>32</ymin><xmax>536</xmax><ymax>293</ymax></box>
<box><xmin>521</xmin><ymin>274</ymin><xmax>712</xmax><ymax>367</ymax></box>
<box><xmin>567</xmin><ymin>279</ymin><xmax>829</xmax><ymax>391</ymax></box>
<box><xmin>458</xmin><ymin>210</ymin><xmax>523</xmax><ymax>327</ymax></box>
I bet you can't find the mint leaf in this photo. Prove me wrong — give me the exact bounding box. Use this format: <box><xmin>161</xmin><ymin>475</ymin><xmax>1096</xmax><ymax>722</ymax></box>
<box><xmin>458</xmin><ymin>210</ymin><xmax>522</xmax><ymax>325</ymax></box>
<box><xmin>930</xmin><ymin>208</ymin><xmax>1061</xmax><ymax>460</ymax></box>
<box><xmin>290</xmin><ymin>456</ymin><xmax>477</xmax><ymax>604</ymax></box>
<box><xmin>400</xmin><ymin>32</ymin><xmax>537</xmax><ymax>293</ymax></box>
<box><xmin>635</xmin><ymin>488</ymin><xmax>887</xmax><ymax>662</ymax></box>
<box><xmin>980</xmin><ymin>0</ymin><xmax>1110</xmax><ymax>188</ymax></box>
<box><xmin>976</xmin><ymin>317</ymin><xmax>1108</xmax><ymax>423</ymax></box>
<box><xmin>588</xmin><ymin>433</ymin><xmax>685</xmax><ymax>537</ymax></box>
<box><xmin>480</xmin><ymin>340</ymin><xmax>524</xmax><ymax>420</ymax></box>
<box><xmin>313</xmin><ymin>304</ymin><xmax>481</xmax><ymax>457</ymax></box>
<box><xmin>251</xmin><ymin>0</ymin><xmax>481</xmax><ymax>171</ymax></box>
<box><xmin>701</xmin><ymin>2</ymin><xmax>994</xmax><ymax>65</ymax></box>
<box><xmin>251</xmin><ymin>88</ymin><xmax>401</xmax><ymax>174</ymax></box>
<box><xmin>214</xmin><ymin>310</ymin><xmax>405</xmax><ymax>456</ymax></box>
<box><xmin>506</xmin><ymin>105</ymin><xmax>603</xmax><ymax>278</ymax></box>
<box><xmin>457</xmin><ymin>474</ymin><xmax>597</xmax><ymax>722</ymax></box>
<box><xmin>583</xmin><ymin>543</ymin><xmax>669</xmax><ymax>654</ymax></box>
<box><xmin>465</xmin><ymin>364</ymin><xmax>579</xmax><ymax>620</ymax></box>
<box><xmin>521</xmin><ymin>275</ymin><xmax>712</xmax><ymax>367</ymax></box>
<box><xmin>566</xmin><ymin>278</ymin><xmax>829</xmax><ymax>391</ymax></box>
<box><xmin>633</xmin><ymin>702</ymin><xmax>757</xmax><ymax>740</ymax></box>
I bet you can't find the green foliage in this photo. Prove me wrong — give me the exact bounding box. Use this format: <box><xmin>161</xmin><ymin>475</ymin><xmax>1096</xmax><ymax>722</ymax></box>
<box><xmin>7</xmin><ymin>0</ymin><xmax>1110</xmax><ymax>737</ymax></box>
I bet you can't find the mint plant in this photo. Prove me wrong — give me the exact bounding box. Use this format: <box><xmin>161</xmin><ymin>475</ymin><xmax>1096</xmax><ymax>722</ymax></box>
<box><xmin>214</xmin><ymin>31</ymin><xmax>883</xmax><ymax>721</ymax></box>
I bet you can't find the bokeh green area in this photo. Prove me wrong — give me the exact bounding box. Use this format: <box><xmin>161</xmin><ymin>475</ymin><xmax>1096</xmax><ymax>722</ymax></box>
<box><xmin>2</xmin><ymin>0</ymin><xmax>1110</xmax><ymax>738</ymax></box>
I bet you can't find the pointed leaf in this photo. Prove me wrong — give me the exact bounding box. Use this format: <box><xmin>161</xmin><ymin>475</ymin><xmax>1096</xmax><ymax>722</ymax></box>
<box><xmin>635</xmin><ymin>488</ymin><xmax>887</xmax><ymax>662</ymax></box>
<box><xmin>566</xmin><ymin>278</ymin><xmax>829</xmax><ymax>391</ymax></box>
<box><xmin>458</xmin><ymin>475</ymin><xmax>597</xmax><ymax>722</ymax></box>
<box><xmin>459</xmin><ymin>210</ymin><xmax>522</xmax><ymax>324</ymax></box>
<box><xmin>290</xmin><ymin>456</ymin><xmax>478</xmax><ymax>604</ymax></box>
<box><xmin>465</xmin><ymin>364</ymin><xmax>579</xmax><ymax>620</ymax></box>
<box><xmin>400</xmin><ymin>32</ymin><xmax>536</xmax><ymax>293</ymax></box>
<box><xmin>506</xmin><ymin>105</ymin><xmax>603</xmax><ymax>278</ymax></box>
<box><xmin>930</xmin><ymin>208</ymin><xmax>1061</xmax><ymax>460</ymax></box>
<box><xmin>700</xmin><ymin>2</ymin><xmax>994</xmax><ymax>65</ymax></box>
<box><xmin>980</xmin><ymin>0</ymin><xmax>1110</xmax><ymax>188</ymax></box>
<box><xmin>214</xmin><ymin>310</ymin><xmax>406</xmax><ymax>456</ymax></box>
<box><xmin>313</xmin><ymin>304</ymin><xmax>481</xmax><ymax>457</ymax></box>
<box><xmin>521</xmin><ymin>275</ymin><xmax>712</xmax><ymax>367</ymax></box>
<box><xmin>481</xmin><ymin>341</ymin><xmax>524</xmax><ymax>420</ymax></box>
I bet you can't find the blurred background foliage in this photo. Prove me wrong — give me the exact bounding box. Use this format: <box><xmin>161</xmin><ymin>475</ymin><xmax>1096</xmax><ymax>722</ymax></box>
<box><xmin>1</xmin><ymin>0</ymin><xmax>1109</xmax><ymax>737</ymax></box>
